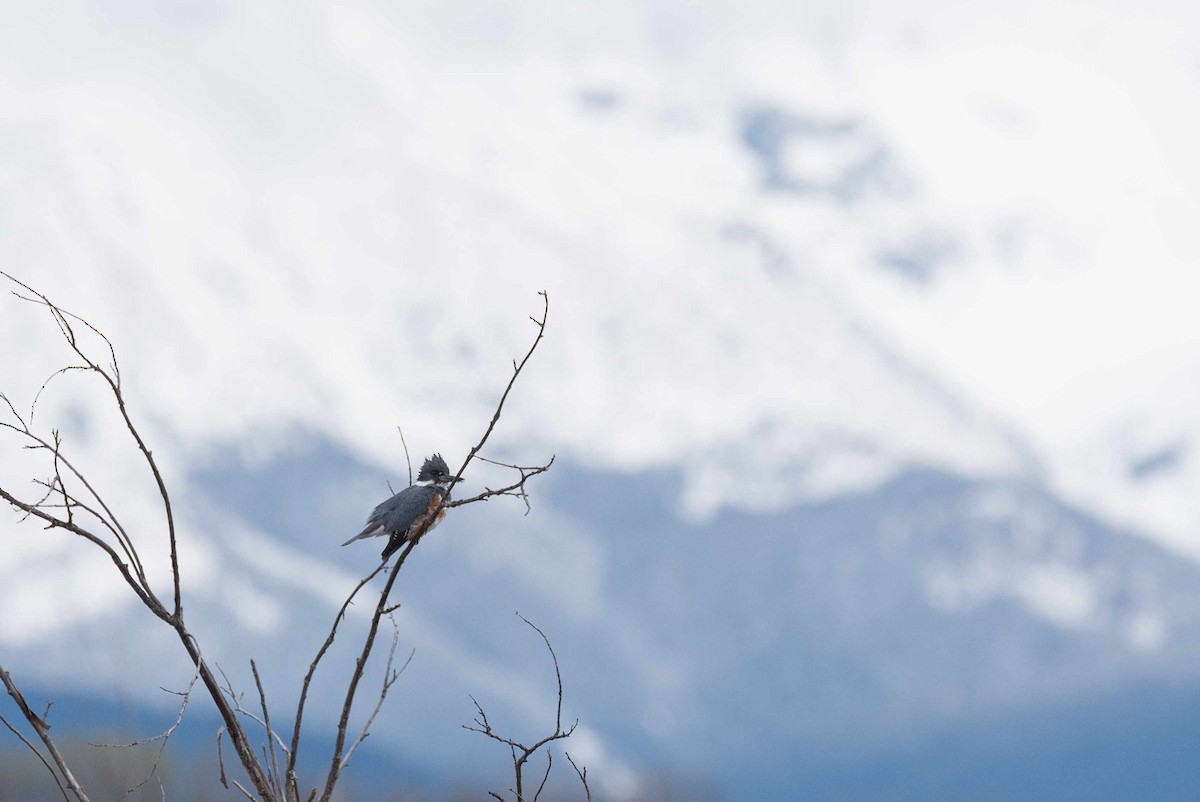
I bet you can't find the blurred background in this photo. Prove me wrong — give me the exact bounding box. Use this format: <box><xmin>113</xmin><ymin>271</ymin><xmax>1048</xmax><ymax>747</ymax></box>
<box><xmin>3</xmin><ymin>0</ymin><xmax>1200</xmax><ymax>799</ymax></box>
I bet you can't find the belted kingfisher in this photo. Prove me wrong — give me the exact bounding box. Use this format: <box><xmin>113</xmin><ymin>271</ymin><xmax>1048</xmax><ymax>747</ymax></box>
<box><xmin>342</xmin><ymin>453</ymin><xmax>463</xmax><ymax>560</ymax></box>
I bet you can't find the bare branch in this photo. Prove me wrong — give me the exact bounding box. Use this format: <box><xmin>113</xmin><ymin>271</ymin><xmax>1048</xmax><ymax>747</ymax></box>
<box><xmin>0</xmin><ymin>663</ymin><xmax>91</xmax><ymax>802</ymax></box>
<box><xmin>518</xmin><ymin>613</ymin><xmax>566</xmax><ymax>737</ymax></box>
<box><xmin>27</xmin><ymin>476</ymin><xmax>139</xmax><ymax>572</ymax></box>
<box><xmin>2</xmin><ymin>272</ymin><xmax>182</xmax><ymax>619</ymax></box>
<box><xmin>0</xmin><ymin>418</ymin><xmax>153</xmax><ymax>602</ymax></box>
<box><xmin>214</xmin><ymin>662</ymin><xmax>288</xmax><ymax>755</ymax></box>
<box><xmin>463</xmin><ymin>695</ymin><xmax>525</xmax><ymax>753</ymax></box>
<box><xmin>472</xmin><ymin>455</ymin><xmax>543</xmax><ymax>471</ymax></box>
<box><xmin>0</xmin><ymin>486</ymin><xmax>168</xmax><ymax>620</ymax></box>
<box><xmin>341</xmin><ymin>614</ymin><xmax>415</xmax><ymax>770</ymax></box>
<box><xmin>447</xmin><ymin>455</ymin><xmax>555</xmax><ymax>515</ymax></box>
<box><xmin>448</xmin><ymin>290</ymin><xmax>549</xmax><ymax>498</ymax></box>
<box><xmin>216</xmin><ymin>727</ymin><xmax>230</xmax><ymax>789</ymax></box>
<box><xmin>532</xmin><ymin>750</ymin><xmax>553</xmax><ymax>802</ymax></box>
<box><xmin>50</xmin><ymin>430</ymin><xmax>71</xmax><ymax>527</ymax></box>
<box><xmin>30</xmin><ymin>366</ymin><xmax>89</xmax><ymax>427</ymax></box>
<box><xmin>0</xmin><ymin>710</ymin><xmax>70</xmax><ymax>802</ymax></box>
<box><xmin>17</xmin><ymin>472</ymin><xmax>59</xmax><ymax>524</ymax></box>
<box><xmin>253</xmin><ymin>660</ymin><xmax>284</xmax><ymax>797</ymax></box>
<box><xmin>286</xmin><ymin>561</ymin><xmax>388</xmax><ymax>796</ymax></box>
<box><xmin>566</xmin><ymin>753</ymin><xmax>592</xmax><ymax>802</ymax></box>
<box><xmin>0</xmin><ymin>390</ymin><xmax>28</xmax><ymax>429</ymax></box>
<box><xmin>231</xmin><ymin>780</ymin><xmax>257</xmax><ymax>802</ymax></box>
<box><xmin>463</xmin><ymin>615</ymin><xmax>579</xmax><ymax>802</ymax></box>
<box><xmin>174</xmin><ymin>628</ymin><xmax>277</xmax><ymax>799</ymax></box>
<box><xmin>317</xmin><ymin>546</ymin><xmax>413</xmax><ymax>802</ymax></box>
<box><xmin>397</xmin><ymin>426</ymin><xmax>413</xmax><ymax>487</ymax></box>
<box><xmin>89</xmin><ymin>671</ymin><xmax>200</xmax><ymax>749</ymax></box>
<box><xmin>88</xmin><ymin>668</ymin><xmax>201</xmax><ymax>795</ymax></box>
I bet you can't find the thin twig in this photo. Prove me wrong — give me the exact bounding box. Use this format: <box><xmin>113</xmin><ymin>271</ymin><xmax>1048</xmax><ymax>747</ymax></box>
<box><xmin>447</xmin><ymin>291</ymin><xmax>549</xmax><ymax>493</ymax></box>
<box><xmin>208</xmin><ymin>663</ymin><xmax>291</xmax><ymax>759</ymax></box>
<box><xmin>532</xmin><ymin>751</ymin><xmax>553</xmax><ymax>802</ymax></box>
<box><xmin>397</xmin><ymin>426</ymin><xmax>413</xmax><ymax>487</ymax></box>
<box><xmin>216</xmin><ymin>727</ymin><xmax>230</xmax><ymax>789</ymax></box>
<box><xmin>230</xmin><ymin>780</ymin><xmax>257</xmax><ymax>802</ymax></box>
<box><xmin>341</xmin><ymin>614</ymin><xmax>414</xmax><ymax>770</ymax></box>
<box><xmin>0</xmin><ymin>663</ymin><xmax>91</xmax><ymax>802</ymax></box>
<box><xmin>0</xmin><ymin>485</ymin><xmax>166</xmax><ymax>618</ymax></box>
<box><xmin>88</xmin><ymin>668</ymin><xmax>201</xmax><ymax>795</ymax></box>
<box><xmin>253</xmin><ymin>660</ymin><xmax>284</xmax><ymax>797</ymax></box>
<box><xmin>0</xmin><ymin>710</ymin><xmax>70</xmax><ymax>802</ymax></box>
<box><xmin>565</xmin><ymin>753</ymin><xmax>592</xmax><ymax>802</ymax></box>
<box><xmin>30</xmin><ymin>366</ymin><xmax>88</xmax><ymax>427</ymax></box>
<box><xmin>0</xmin><ymin>420</ymin><xmax>153</xmax><ymax>606</ymax></box>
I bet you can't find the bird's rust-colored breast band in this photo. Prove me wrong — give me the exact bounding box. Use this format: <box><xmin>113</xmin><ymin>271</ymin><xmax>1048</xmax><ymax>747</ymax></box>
<box><xmin>410</xmin><ymin>492</ymin><xmax>446</xmax><ymax>537</ymax></box>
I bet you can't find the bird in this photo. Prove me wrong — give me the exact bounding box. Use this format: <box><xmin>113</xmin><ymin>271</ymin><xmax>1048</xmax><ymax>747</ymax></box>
<box><xmin>343</xmin><ymin>453</ymin><xmax>463</xmax><ymax>560</ymax></box>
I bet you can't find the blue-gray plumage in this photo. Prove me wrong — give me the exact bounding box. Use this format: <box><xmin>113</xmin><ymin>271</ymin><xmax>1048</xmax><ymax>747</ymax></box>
<box><xmin>343</xmin><ymin>453</ymin><xmax>462</xmax><ymax>560</ymax></box>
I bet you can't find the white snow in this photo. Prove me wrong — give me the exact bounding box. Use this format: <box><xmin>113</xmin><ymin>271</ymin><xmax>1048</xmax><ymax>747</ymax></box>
<box><xmin>0</xmin><ymin>0</ymin><xmax>1198</xmax><ymax>625</ymax></box>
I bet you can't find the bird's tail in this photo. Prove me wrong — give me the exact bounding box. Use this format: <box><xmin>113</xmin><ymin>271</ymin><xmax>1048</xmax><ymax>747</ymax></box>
<box><xmin>343</xmin><ymin>522</ymin><xmax>384</xmax><ymax>547</ymax></box>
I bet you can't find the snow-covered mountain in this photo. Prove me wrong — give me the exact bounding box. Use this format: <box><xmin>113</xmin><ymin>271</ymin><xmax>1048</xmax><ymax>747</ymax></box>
<box><xmin>8</xmin><ymin>444</ymin><xmax>1200</xmax><ymax>800</ymax></box>
<box><xmin>4</xmin><ymin>1</ymin><xmax>1200</xmax><ymax>799</ymax></box>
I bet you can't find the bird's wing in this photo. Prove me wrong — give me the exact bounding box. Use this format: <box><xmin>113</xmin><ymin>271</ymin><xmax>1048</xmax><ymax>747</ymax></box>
<box><xmin>342</xmin><ymin>488</ymin><xmax>412</xmax><ymax>545</ymax></box>
<box><xmin>381</xmin><ymin>485</ymin><xmax>440</xmax><ymax>535</ymax></box>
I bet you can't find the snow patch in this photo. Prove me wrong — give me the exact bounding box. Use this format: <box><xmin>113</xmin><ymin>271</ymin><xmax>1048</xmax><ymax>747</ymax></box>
<box><xmin>925</xmin><ymin>560</ymin><xmax>1100</xmax><ymax>632</ymax></box>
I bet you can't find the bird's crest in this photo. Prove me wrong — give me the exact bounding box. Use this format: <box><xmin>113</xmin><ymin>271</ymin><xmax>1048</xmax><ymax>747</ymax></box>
<box><xmin>417</xmin><ymin>453</ymin><xmax>451</xmax><ymax>483</ymax></box>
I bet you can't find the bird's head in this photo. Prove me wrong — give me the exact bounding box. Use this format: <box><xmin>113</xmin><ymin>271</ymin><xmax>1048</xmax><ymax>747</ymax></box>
<box><xmin>417</xmin><ymin>453</ymin><xmax>462</xmax><ymax>488</ymax></box>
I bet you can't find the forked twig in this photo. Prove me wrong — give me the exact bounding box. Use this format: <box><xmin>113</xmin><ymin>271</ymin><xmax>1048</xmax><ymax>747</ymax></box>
<box><xmin>447</xmin><ymin>455</ymin><xmax>555</xmax><ymax>515</ymax></box>
<box><xmin>462</xmin><ymin>614</ymin><xmax>582</xmax><ymax>802</ymax></box>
